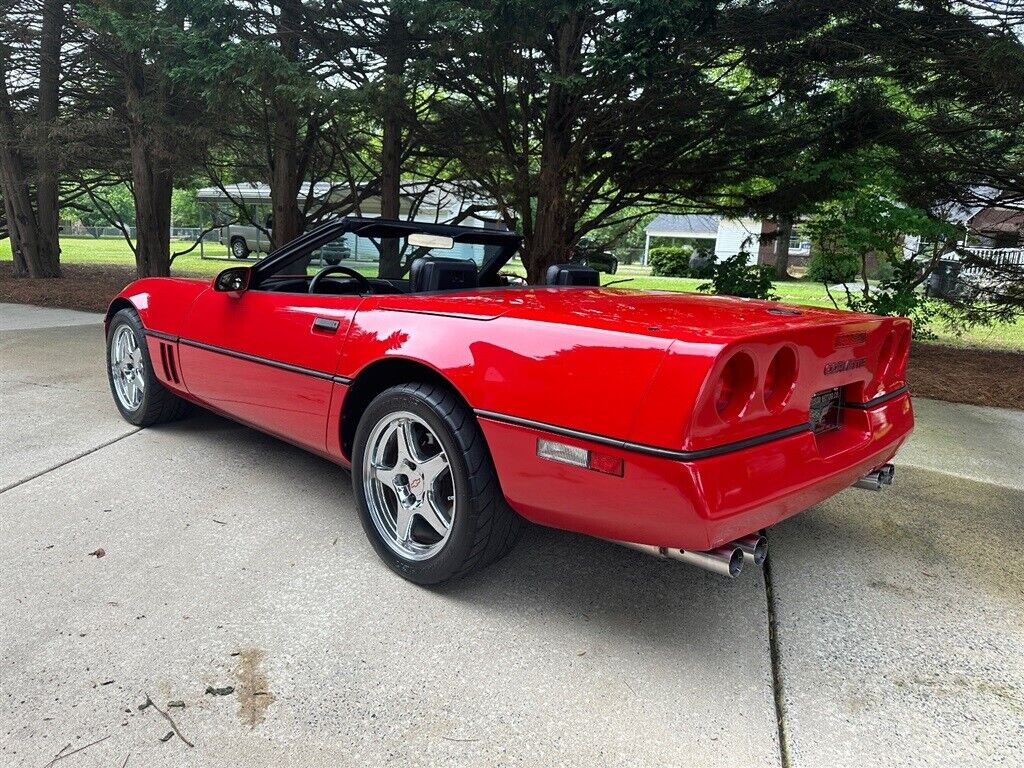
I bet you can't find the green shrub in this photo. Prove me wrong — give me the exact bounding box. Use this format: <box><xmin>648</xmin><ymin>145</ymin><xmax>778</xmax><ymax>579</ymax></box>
<box><xmin>698</xmin><ymin>251</ymin><xmax>779</xmax><ymax>301</ymax></box>
<box><xmin>648</xmin><ymin>245</ymin><xmax>693</xmax><ymax>277</ymax></box>
<box><xmin>844</xmin><ymin>258</ymin><xmax>936</xmax><ymax>339</ymax></box>
<box><xmin>807</xmin><ymin>250</ymin><xmax>859</xmax><ymax>283</ymax></box>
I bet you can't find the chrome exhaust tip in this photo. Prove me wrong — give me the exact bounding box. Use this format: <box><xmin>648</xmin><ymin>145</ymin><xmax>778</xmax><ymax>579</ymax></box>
<box><xmin>853</xmin><ymin>473</ymin><xmax>883</xmax><ymax>490</ymax></box>
<box><xmin>853</xmin><ymin>463</ymin><xmax>896</xmax><ymax>491</ymax></box>
<box><xmin>673</xmin><ymin>545</ymin><xmax>745</xmax><ymax>578</ymax></box>
<box><xmin>609</xmin><ymin>540</ymin><xmax>744</xmax><ymax>578</ymax></box>
<box><xmin>733</xmin><ymin>534</ymin><xmax>767</xmax><ymax>566</ymax></box>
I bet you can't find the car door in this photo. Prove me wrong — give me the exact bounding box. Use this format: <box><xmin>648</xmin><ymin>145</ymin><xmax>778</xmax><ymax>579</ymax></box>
<box><xmin>178</xmin><ymin>288</ymin><xmax>360</xmax><ymax>453</ymax></box>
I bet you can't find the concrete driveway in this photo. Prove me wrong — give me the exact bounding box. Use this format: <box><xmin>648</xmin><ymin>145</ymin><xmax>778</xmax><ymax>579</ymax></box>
<box><xmin>1</xmin><ymin>303</ymin><xmax>1022</xmax><ymax>767</ymax></box>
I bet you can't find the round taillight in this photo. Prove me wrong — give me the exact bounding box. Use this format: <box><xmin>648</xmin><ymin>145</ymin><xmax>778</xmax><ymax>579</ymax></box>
<box><xmin>764</xmin><ymin>347</ymin><xmax>798</xmax><ymax>412</ymax></box>
<box><xmin>890</xmin><ymin>326</ymin><xmax>910</xmax><ymax>381</ymax></box>
<box><xmin>714</xmin><ymin>353</ymin><xmax>755</xmax><ymax>420</ymax></box>
<box><xmin>875</xmin><ymin>330</ymin><xmax>896</xmax><ymax>389</ymax></box>
<box><xmin>714</xmin><ymin>367</ymin><xmax>735</xmax><ymax>412</ymax></box>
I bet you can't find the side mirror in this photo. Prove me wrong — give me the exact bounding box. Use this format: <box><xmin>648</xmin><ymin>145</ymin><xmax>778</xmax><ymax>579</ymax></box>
<box><xmin>215</xmin><ymin>266</ymin><xmax>251</xmax><ymax>294</ymax></box>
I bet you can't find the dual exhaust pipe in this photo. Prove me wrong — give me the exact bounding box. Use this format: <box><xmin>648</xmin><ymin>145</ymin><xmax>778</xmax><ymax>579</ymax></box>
<box><xmin>611</xmin><ymin>533</ymin><xmax>766</xmax><ymax>579</ymax></box>
<box><xmin>853</xmin><ymin>463</ymin><xmax>895</xmax><ymax>491</ymax></box>
<box><xmin>611</xmin><ymin>464</ymin><xmax>897</xmax><ymax>578</ymax></box>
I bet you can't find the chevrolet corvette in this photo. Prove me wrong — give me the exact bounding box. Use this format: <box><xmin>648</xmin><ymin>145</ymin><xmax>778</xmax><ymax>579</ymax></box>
<box><xmin>106</xmin><ymin>218</ymin><xmax>914</xmax><ymax>584</ymax></box>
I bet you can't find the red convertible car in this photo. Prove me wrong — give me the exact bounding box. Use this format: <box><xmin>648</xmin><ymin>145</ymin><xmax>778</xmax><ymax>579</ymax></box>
<box><xmin>106</xmin><ymin>218</ymin><xmax>913</xmax><ymax>583</ymax></box>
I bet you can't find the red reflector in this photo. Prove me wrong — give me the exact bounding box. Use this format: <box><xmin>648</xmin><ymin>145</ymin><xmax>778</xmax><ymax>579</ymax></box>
<box><xmin>588</xmin><ymin>452</ymin><xmax>624</xmax><ymax>476</ymax></box>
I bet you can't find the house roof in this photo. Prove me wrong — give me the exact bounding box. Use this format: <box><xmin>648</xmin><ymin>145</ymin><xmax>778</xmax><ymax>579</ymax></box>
<box><xmin>967</xmin><ymin>206</ymin><xmax>1024</xmax><ymax>237</ymax></box>
<box><xmin>646</xmin><ymin>214</ymin><xmax>719</xmax><ymax>236</ymax></box>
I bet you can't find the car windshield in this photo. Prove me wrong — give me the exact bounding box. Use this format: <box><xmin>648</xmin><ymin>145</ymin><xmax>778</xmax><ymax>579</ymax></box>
<box><xmin>254</xmin><ymin>218</ymin><xmax>521</xmax><ymax>289</ymax></box>
<box><xmin>275</xmin><ymin>234</ymin><xmax>493</xmax><ymax>280</ymax></box>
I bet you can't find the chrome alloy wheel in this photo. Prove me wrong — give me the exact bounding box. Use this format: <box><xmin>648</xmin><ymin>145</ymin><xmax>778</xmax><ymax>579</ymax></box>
<box><xmin>110</xmin><ymin>324</ymin><xmax>146</xmax><ymax>411</ymax></box>
<box><xmin>362</xmin><ymin>411</ymin><xmax>456</xmax><ymax>561</ymax></box>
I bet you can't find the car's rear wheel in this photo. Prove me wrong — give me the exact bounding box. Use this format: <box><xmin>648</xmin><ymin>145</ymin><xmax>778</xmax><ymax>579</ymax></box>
<box><xmin>230</xmin><ymin>237</ymin><xmax>250</xmax><ymax>259</ymax></box>
<box><xmin>352</xmin><ymin>382</ymin><xmax>522</xmax><ymax>585</ymax></box>
<box><xmin>106</xmin><ymin>308</ymin><xmax>190</xmax><ymax>427</ymax></box>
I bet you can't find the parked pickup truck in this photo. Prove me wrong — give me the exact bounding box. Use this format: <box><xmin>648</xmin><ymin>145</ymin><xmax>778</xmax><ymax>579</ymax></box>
<box><xmin>219</xmin><ymin>223</ymin><xmax>272</xmax><ymax>260</ymax></box>
<box><xmin>219</xmin><ymin>221</ymin><xmax>350</xmax><ymax>264</ymax></box>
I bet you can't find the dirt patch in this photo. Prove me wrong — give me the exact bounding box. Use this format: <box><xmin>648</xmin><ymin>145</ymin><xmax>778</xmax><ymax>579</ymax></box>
<box><xmin>0</xmin><ymin>262</ymin><xmax>138</xmax><ymax>313</ymax></box>
<box><xmin>908</xmin><ymin>343</ymin><xmax>1023</xmax><ymax>411</ymax></box>
<box><xmin>234</xmin><ymin>648</ymin><xmax>275</xmax><ymax>728</ymax></box>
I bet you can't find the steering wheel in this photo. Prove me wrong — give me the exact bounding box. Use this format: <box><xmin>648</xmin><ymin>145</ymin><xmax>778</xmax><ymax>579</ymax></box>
<box><xmin>308</xmin><ymin>265</ymin><xmax>372</xmax><ymax>295</ymax></box>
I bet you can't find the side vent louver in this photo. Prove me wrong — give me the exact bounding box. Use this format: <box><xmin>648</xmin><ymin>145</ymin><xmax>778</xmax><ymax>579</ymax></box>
<box><xmin>158</xmin><ymin>342</ymin><xmax>180</xmax><ymax>384</ymax></box>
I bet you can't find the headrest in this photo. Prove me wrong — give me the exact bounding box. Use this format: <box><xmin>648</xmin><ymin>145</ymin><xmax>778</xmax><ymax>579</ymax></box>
<box><xmin>543</xmin><ymin>264</ymin><xmax>601</xmax><ymax>287</ymax></box>
<box><xmin>409</xmin><ymin>257</ymin><xmax>479</xmax><ymax>292</ymax></box>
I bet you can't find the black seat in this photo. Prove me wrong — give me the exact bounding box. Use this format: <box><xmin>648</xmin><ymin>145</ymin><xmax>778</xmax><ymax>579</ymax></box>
<box><xmin>409</xmin><ymin>257</ymin><xmax>479</xmax><ymax>292</ymax></box>
<box><xmin>543</xmin><ymin>264</ymin><xmax>601</xmax><ymax>286</ymax></box>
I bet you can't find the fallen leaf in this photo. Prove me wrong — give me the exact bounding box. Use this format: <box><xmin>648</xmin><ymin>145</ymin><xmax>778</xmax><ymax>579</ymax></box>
<box><xmin>159</xmin><ymin>731</ymin><xmax>174</xmax><ymax>742</ymax></box>
<box><xmin>88</xmin><ymin>548</ymin><xmax>106</xmax><ymax>558</ymax></box>
<box><xmin>205</xmin><ymin>685</ymin><xmax>234</xmax><ymax>696</ymax></box>
<box><xmin>167</xmin><ymin>701</ymin><xmax>185</xmax><ymax>708</ymax></box>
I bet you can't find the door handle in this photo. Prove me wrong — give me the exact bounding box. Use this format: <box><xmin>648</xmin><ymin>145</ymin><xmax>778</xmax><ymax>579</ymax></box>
<box><xmin>312</xmin><ymin>317</ymin><xmax>340</xmax><ymax>333</ymax></box>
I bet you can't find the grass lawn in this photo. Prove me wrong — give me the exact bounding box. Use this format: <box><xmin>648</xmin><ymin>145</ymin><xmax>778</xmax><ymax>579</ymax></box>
<box><xmin>2</xmin><ymin>236</ymin><xmax>1022</xmax><ymax>350</ymax></box>
<box><xmin>0</xmin><ymin>235</ymin><xmax>234</xmax><ymax>277</ymax></box>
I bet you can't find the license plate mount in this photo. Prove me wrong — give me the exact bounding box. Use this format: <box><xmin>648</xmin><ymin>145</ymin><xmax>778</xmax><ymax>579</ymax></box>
<box><xmin>809</xmin><ymin>387</ymin><xmax>843</xmax><ymax>434</ymax></box>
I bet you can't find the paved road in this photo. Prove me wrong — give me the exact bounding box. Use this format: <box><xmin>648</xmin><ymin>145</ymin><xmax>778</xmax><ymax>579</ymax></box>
<box><xmin>1</xmin><ymin>303</ymin><xmax>1021</xmax><ymax>767</ymax></box>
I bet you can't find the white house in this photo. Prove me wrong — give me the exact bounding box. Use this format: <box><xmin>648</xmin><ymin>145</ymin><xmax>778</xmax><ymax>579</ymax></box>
<box><xmin>642</xmin><ymin>214</ymin><xmax>765</xmax><ymax>265</ymax></box>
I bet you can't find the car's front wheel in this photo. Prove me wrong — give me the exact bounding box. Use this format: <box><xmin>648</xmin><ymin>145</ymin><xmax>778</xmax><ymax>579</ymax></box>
<box><xmin>106</xmin><ymin>308</ymin><xmax>190</xmax><ymax>427</ymax></box>
<box><xmin>352</xmin><ymin>383</ymin><xmax>522</xmax><ymax>585</ymax></box>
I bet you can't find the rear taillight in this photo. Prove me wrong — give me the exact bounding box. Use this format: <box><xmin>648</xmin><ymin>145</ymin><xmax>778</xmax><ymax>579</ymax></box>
<box><xmin>889</xmin><ymin>326</ymin><xmax>910</xmax><ymax>383</ymax></box>
<box><xmin>877</xmin><ymin>330</ymin><xmax>895</xmax><ymax>380</ymax></box>
<box><xmin>763</xmin><ymin>346</ymin><xmax>798</xmax><ymax>412</ymax></box>
<box><xmin>714</xmin><ymin>352</ymin><xmax>755</xmax><ymax>420</ymax></box>
<box><xmin>875</xmin><ymin>325</ymin><xmax>910</xmax><ymax>390</ymax></box>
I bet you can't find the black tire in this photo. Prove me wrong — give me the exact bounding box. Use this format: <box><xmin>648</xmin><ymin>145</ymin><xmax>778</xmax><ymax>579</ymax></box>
<box><xmin>352</xmin><ymin>382</ymin><xmax>523</xmax><ymax>585</ymax></box>
<box><xmin>106</xmin><ymin>308</ymin><xmax>191</xmax><ymax>427</ymax></box>
<box><xmin>230</xmin><ymin>237</ymin><xmax>250</xmax><ymax>259</ymax></box>
<box><xmin>324</xmin><ymin>256</ymin><xmax>342</xmax><ymax>266</ymax></box>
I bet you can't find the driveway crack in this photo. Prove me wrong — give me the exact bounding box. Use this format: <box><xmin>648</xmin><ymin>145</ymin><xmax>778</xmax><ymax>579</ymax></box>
<box><xmin>0</xmin><ymin>429</ymin><xmax>140</xmax><ymax>495</ymax></box>
<box><xmin>763</xmin><ymin>542</ymin><xmax>793</xmax><ymax>768</ymax></box>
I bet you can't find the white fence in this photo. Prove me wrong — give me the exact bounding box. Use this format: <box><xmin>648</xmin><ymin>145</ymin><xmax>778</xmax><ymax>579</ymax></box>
<box><xmin>63</xmin><ymin>224</ymin><xmax>219</xmax><ymax>242</ymax></box>
<box><xmin>958</xmin><ymin>247</ymin><xmax>1024</xmax><ymax>276</ymax></box>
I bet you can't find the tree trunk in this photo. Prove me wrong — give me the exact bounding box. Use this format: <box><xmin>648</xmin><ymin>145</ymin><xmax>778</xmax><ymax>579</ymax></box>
<box><xmin>269</xmin><ymin>0</ymin><xmax>304</xmax><ymax>256</ymax></box>
<box><xmin>125</xmin><ymin>61</ymin><xmax>173</xmax><ymax>277</ymax></box>
<box><xmin>0</xmin><ymin>141</ymin><xmax>37</xmax><ymax>277</ymax></box>
<box><xmin>773</xmin><ymin>214</ymin><xmax>793</xmax><ymax>280</ymax></box>
<box><xmin>0</xmin><ymin>50</ymin><xmax>50</xmax><ymax>277</ymax></box>
<box><xmin>130</xmin><ymin>139</ymin><xmax>173</xmax><ymax>277</ymax></box>
<box><xmin>523</xmin><ymin>14</ymin><xmax>581</xmax><ymax>284</ymax></box>
<box><xmin>377</xmin><ymin>10</ymin><xmax>407</xmax><ymax>279</ymax></box>
<box><xmin>33</xmin><ymin>0</ymin><xmax>64</xmax><ymax>278</ymax></box>
<box><xmin>528</xmin><ymin>166</ymin><xmax>573</xmax><ymax>284</ymax></box>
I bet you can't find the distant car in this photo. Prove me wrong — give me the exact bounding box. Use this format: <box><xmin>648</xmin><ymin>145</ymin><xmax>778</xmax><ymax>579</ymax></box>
<box><xmin>316</xmin><ymin>239</ymin><xmax>351</xmax><ymax>264</ymax></box>
<box><xmin>570</xmin><ymin>241</ymin><xmax>618</xmax><ymax>274</ymax></box>
<box><xmin>105</xmin><ymin>217</ymin><xmax>914</xmax><ymax>585</ymax></box>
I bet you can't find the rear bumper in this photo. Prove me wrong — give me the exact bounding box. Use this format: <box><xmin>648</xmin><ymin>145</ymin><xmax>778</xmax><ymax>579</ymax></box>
<box><xmin>479</xmin><ymin>391</ymin><xmax>914</xmax><ymax>550</ymax></box>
